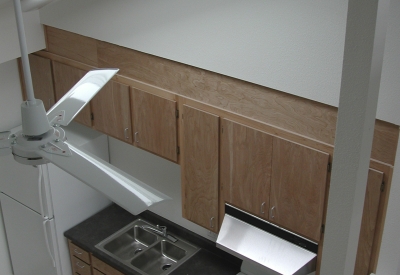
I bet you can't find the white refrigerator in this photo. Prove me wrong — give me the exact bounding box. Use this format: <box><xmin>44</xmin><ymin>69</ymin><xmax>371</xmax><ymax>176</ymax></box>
<box><xmin>0</xmin><ymin>123</ymin><xmax>111</xmax><ymax>275</ymax></box>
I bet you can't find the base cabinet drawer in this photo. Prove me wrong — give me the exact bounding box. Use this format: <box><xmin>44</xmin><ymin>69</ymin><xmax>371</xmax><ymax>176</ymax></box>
<box><xmin>69</xmin><ymin>240</ymin><xmax>91</xmax><ymax>263</ymax></box>
<box><xmin>92</xmin><ymin>256</ymin><xmax>124</xmax><ymax>275</ymax></box>
<box><xmin>71</xmin><ymin>256</ymin><xmax>92</xmax><ymax>275</ymax></box>
<box><xmin>93</xmin><ymin>269</ymin><xmax>105</xmax><ymax>275</ymax></box>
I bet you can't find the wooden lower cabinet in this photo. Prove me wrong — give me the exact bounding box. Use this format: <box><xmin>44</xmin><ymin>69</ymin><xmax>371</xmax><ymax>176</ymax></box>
<box><xmin>92</xmin><ymin>256</ymin><xmax>124</xmax><ymax>275</ymax></box>
<box><xmin>68</xmin><ymin>240</ymin><xmax>92</xmax><ymax>275</ymax></box>
<box><xmin>181</xmin><ymin>105</ymin><xmax>220</xmax><ymax>232</ymax></box>
<box><xmin>67</xmin><ymin>239</ymin><xmax>124</xmax><ymax>275</ymax></box>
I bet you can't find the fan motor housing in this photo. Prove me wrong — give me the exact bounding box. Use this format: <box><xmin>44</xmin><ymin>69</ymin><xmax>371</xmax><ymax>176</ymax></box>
<box><xmin>21</xmin><ymin>99</ymin><xmax>51</xmax><ymax>136</ymax></box>
<box><xmin>11</xmin><ymin>126</ymin><xmax>66</xmax><ymax>166</ymax></box>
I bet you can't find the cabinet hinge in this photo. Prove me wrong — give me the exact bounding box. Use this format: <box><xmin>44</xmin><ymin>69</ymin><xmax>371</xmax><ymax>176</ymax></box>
<box><xmin>321</xmin><ymin>224</ymin><xmax>325</xmax><ymax>234</ymax></box>
<box><xmin>176</xmin><ymin>109</ymin><xmax>179</xmax><ymax>119</ymax></box>
<box><xmin>327</xmin><ymin>163</ymin><xmax>331</xmax><ymax>172</ymax></box>
<box><xmin>381</xmin><ymin>181</ymin><xmax>385</xmax><ymax>192</ymax></box>
<box><xmin>177</xmin><ymin>146</ymin><xmax>180</xmax><ymax>155</ymax></box>
<box><xmin>91</xmin><ymin>113</ymin><xmax>94</xmax><ymax>121</ymax></box>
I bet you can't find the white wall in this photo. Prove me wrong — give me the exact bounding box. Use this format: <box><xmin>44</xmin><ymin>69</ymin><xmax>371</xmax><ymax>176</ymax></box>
<box><xmin>0</xmin><ymin>59</ymin><xmax>24</xmax><ymax>275</ymax></box>
<box><xmin>0</xmin><ymin>0</ymin><xmax>388</xmax><ymax>273</ymax></box>
<box><xmin>0</xmin><ymin>3</ymin><xmax>46</xmax><ymax>64</ymax></box>
<box><xmin>39</xmin><ymin>0</ymin><xmax>400</xmax><ymax>126</ymax></box>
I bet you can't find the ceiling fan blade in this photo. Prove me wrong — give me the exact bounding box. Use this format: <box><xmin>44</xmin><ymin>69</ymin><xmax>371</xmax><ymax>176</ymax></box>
<box><xmin>37</xmin><ymin>141</ymin><xmax>170</xmax><ymax>215</ymax></box>
<box><xmin>0</xmin><ymin>131</ymin><xmax>12</xmax><ymax>156</ymax></box>
<box><xmin>47</xmin><ymin>69</ymin><xmax>118</xmax><ymax>126</ymax></box>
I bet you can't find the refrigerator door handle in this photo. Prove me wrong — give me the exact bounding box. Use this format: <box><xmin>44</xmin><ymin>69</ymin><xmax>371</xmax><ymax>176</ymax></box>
<box><xmin>43</xmin><ymin>219</ymin><xmax>56</xmax><ymax>267</ymax></box>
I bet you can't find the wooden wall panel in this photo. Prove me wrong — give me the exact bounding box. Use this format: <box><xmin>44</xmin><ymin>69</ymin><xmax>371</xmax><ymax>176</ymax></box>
<box><xmin>97</xmin><ymin>41</ymin><xmax>337</xmax><ymax>144</ymax></box>
<box><xmin>372</xmin><ymin>120</ymin><xmax>399</xmax><ymax>165</ymax></box>
<box><xmin>96</xmin><ymin>40</ymin><xmax>398</xmax><ymax>166</ymax></box>
<box><xmin>46</xmin><ymin>26</ymin><xmax>98</xmax><ymax>67</ymax></box>
<box><xmin>43</xmin><ymin>27</ymin><xmax>399</xmax><ymax>166</ymax></box>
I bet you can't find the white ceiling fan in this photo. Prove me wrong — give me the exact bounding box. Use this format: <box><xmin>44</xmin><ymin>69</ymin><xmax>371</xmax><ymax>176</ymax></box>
<box><xmin>0</xmin><ymin>0</ymin><xmax>170</xmax><ymax>214</ymax></box>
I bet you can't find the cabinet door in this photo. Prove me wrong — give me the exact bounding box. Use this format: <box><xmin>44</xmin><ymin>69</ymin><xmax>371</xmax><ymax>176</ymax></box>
<box><xmin>52</xmin><ymin>61</ymin><xmax>92</xmax><ymax>127</ymax></box>
<box><xmin>92</xmin><ymin>81</ymin><xmax>132</xmax><ymax>143</ymax></box>
<box><xmin>354</xmin><ymin>169</ymin><xmax>383</xmax><ymax>275</ymax></box>
<box><xmin>270</xmin><ymin>137</ymin><xmax>329</xmax><ymax>242</ymax></box>
<box><xmin>181</xmin><ymin>105</ymin><xmax>219</xmax><ymax>232</ymax></box>
<box><xmin>132</xmin><ymin>88</ymin><xmax>177</xmax><ymax>162</ymax></box>
<box><xmin>221</xmin><ymin>119</ymin><xmax>273</xmax><ymax>219</ymax></box>
<box><xmin>20</xmin><ymin>55</ymin><xmax>55</xmax><ymax>111</ymax></box>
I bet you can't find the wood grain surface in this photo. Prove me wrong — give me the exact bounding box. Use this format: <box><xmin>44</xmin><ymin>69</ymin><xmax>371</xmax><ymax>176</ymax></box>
<box><xmin>221</xmin><ymin>118</ymin><xmax>273</xmax><ymax>220</ymax></box>
<box><xmin>91</xmin><ymin>256</ymin><xmax>124</xmax><ymax>275</ymax></box>
<box><xmin>181</xmin><ymin>105</ymin><xmax>219</xmax><ymax>232</ymax></box>
<box><xmin>46</xmin><ymin>26</ymin><xmax>98</xmax><ymax>67</ymax></box>
<box><xmin>132</xmin><ymin>88</ymin><xmax>178</xmax><ymax>162</ymax></box>
<box><xmin>270</xmin><ymin>137</ymin><xmax>329</xmax><ymax>242</ymax></box>
<box><xmin>92</xmin><ymin>81</ymin><xmax>132</xmax><ymax>143</ymax></box>
<box><xmin>52</xmin><ymin>61</ymin><xmax>92</xmax><ymax>127</ymax></box>
<box><xmin>19</xmin><ymin>54</ymin><xmax>55</xmax><ymax>111</ymax></box>
<box><xmin>354</xmin><ymin>169</ymin><xmax>384</xmax><ymax>275</ymax></box>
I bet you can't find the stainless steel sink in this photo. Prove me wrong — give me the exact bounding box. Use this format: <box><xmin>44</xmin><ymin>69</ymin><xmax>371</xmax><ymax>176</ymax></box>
<box><xmin>131</xmin><ymin>240</ymin><xmax>187</xmax><ymax>275</ymax></box>
<box><xmin>103</xmin><ymin>225</ymin><xmax>158</xmax><ymax>260</ymax></box>
<box><xmin>95</xmin><ymin>219</ymin><xmax>199</xmax><ymax>275</ymax></box>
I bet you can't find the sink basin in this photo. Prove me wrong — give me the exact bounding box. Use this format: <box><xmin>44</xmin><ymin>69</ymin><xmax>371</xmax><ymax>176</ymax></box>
<box><xmin>95</xmin><ymin>219</ymin><xmax>199</xmax><ymax>275</ymax></box>
<box><xmin>103</xmin><ymin>226</ymin><xmax>158</xmax><ymax>260</ymax></box>
<box><xmin>131</xmin><ymin>241</ymin><xmax>186</xmax><ymax>275</ymax></box>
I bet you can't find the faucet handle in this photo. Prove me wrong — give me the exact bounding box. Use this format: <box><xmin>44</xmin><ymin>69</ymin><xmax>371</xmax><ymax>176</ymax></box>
<box><xmin>157</xmin><ymin>225</ymin><xmax>167</xmax><ymax>236</ymax></box>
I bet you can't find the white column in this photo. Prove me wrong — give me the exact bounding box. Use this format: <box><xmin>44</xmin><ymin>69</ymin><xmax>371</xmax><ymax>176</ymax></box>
<box><xmin>320</xmin><ymin>0</ymin><xmax>390</xmax><ymax>274</ymax></box>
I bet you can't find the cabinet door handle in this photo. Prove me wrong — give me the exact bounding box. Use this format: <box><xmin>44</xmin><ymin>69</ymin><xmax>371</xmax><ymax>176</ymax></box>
<box><xmin>134</xmin><ymin>132</ymin><xmax>139</xmax><ymax>143</ymax></box>
<box><xmin>210</xmin><ymin>217</ymin><xmax>215</xmax><ymax>228</ymax></box>
<box><xmin>260</xmin><ymin>202</ymin><xmax>266</xmax><ymax>214</ymax></box>
<box><xmin>73</xmin><ymin>248</ymin><xmax>83</xmax><ymax>255</ymax></box>
<box><xmin>270</xmin><ymin>206</ymin><xmax>276</xmax><ymax>219</ymax></box>
<box><xmin>124</xmin><ymin>128</ymin><xmax>129</xmax><ymax>140</ymax></box>
<box><xmin>76</xmin><ymin>261</ymin><xmax>85</xmax><ymax>269</ymax></box>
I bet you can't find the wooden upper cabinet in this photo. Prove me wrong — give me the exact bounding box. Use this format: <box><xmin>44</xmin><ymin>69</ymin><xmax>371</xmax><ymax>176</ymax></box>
<box><xmin>131</xmin><ymin>88</ymin><xmax>178</xmax><ymax>162</ymax></box>
<box><xmin>220</xmin><ymin>119</ymin><xmax>273</xmax><ymax>220</ymax></box>
<box><xmin>354</xmin><ymin>168</ymin><xmax>384</xmax><ymax>275</ymax></box>
<box><xmin>270</xmin><ymin>137</ymin><xmax>329</xmax><ymax>242</ymax></box>
<box><xmin>19</xmin><ymin>54</ymin><xmax>55</xmax><ymax>111</ymax></box>
<box><xmin>181</xmin><ymin>105</ymin><xmax>219</xmax><ymax>232</ymax></box>
<box><xmin>92</xmin><ymin>82</ymin><xmax>132</xmax><ymax>143</ymax></box>
<box><xmin>52</xmin><ymin>61</ymin><xmax>92</xmax><ymax>127</ymax></box>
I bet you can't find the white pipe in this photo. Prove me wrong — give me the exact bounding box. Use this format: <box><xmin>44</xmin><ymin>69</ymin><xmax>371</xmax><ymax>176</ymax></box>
<box><xmin>13</xmin><ymin>0</ymin><xmax>35</xmax><ymax>103</ymax></box>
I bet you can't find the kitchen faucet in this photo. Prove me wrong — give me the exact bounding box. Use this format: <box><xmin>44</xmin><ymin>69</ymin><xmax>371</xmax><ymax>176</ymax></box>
<box><xmin>142</xmin><ymin>224</ymin><xmax>178</xmax><ymax>243</ymax></box>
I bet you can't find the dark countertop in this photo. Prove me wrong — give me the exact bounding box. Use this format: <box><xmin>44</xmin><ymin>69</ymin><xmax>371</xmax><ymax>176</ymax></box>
<box><xmin>64</xmin><ymin>204</ymin><xmax>241</xmax><ymax>275</ymax></box>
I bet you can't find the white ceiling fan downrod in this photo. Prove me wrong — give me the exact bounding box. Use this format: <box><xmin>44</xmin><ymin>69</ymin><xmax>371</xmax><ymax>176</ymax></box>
<box><xmin>13</xmin><ymin>0</ymin><xmax>53</xmax><ymax>136</ymax></box>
